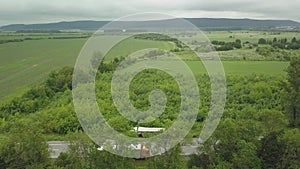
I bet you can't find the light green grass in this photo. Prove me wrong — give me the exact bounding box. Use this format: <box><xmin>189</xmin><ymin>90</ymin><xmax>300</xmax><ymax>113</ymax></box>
<box><xmin>0</xmin><ymin>38</ymin><xmax>87</xmax><ymax>101</ymax></box>
<box><xmin>152</xmin><ymin>60</ymin><xmax>288</xmax><ymax>76</ymax></box>
<box><xmin>118</xmin><ymin>59</ymin><xmax>288</xmax><ymax>78</ymax></box>
<box><xmin>185</xmin><ymin>61</ymin><xmax>289</xmax><ymax>76</ymax></box>
<box><xmin>0</xmin><ymin>36</ymin><xmax>175</xmax><ymax>101</ymax></box>
<box><xmin>104</xmin><ymin>37</ymin><xmax>175</xmax><ymax>61</ymax></box>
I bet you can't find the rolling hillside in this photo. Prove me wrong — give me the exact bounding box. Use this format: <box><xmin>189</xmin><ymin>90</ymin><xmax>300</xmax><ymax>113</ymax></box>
<box><xmin>1</xmin><ymin>18</ymin><xmax>299</xmax><ymax>31</ymax></box>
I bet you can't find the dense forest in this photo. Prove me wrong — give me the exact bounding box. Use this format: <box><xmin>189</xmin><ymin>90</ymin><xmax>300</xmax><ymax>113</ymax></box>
<box><xmin>0</xmin><ymin>53</ymin><xmax>299</xmax><ymax>168</ymax></box>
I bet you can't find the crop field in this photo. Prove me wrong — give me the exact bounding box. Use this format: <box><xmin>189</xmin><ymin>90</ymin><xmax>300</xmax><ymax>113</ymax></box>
<box><xmin>0</xmin><ymin>36</ymin><xmax>176</xmax><ymax>101</ymax></box>
<box><xmin>186</xmin><ymin>60</ymin><xmax>288</xmax><ymax>75</ymax></box>
<box><xmin>0</xmin><ymin>38</ymin><xmax>88</xmax><ymax>101</ymax></box>
<box><xmin>105</xmin><ymin>37</ymin><xmax>175</xmax><ymax>61</ymax></box>
<box><xmin>0</xmin><ymin>31</ymin><xmax>293</xmax><ymax>101</ymax></box>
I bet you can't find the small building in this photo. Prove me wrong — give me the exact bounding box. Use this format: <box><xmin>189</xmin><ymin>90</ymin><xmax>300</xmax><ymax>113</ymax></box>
<box><xmin>133</xmin><ymin>127</ymin><xmax>165</xmax><ymax>133</ymax></box>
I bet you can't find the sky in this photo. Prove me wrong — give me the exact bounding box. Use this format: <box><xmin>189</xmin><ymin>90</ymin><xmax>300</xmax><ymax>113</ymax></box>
<box><xmin>0</xmin><ymin>0</ymin><xmax>299</xmax><ymax>26</ymax></box>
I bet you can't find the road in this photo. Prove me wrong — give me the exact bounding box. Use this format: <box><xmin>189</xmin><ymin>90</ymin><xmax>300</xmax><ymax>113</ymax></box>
<box><xmin>48</xmin><ymin>141</ymin><xmax>70</xmax><ymax>159</ymax></box>
<box><xmin>47</xmin><ymin>139</ymin><xmax>201</xmax><ymax>158</ymax></box>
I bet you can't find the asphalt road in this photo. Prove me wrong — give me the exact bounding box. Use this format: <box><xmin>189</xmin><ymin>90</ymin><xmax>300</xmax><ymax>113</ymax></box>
<box><xmin>47</xmin><ymin>139</ymin><xmax>201</xmax><ymax>158</ymax></box>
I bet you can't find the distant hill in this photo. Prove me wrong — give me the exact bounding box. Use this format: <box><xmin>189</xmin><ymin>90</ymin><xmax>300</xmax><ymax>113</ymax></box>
<box><xmin>0</xmin><ymin>20</ymin><xmax>109</xmax><ymax>31</ymax></box>
<box><xmin>1</xmin><ymin>18</ymin><xmax>300</xmax><ymax>31</ymax></box>
<box><xmin>186</xmin><ymin>18</ymin><xmax>300</xmax><ymax>29</ymax></box>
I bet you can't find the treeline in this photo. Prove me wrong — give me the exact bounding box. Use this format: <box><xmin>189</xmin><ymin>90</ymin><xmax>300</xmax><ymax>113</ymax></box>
<box><xmin>0</xmin><ymin>37</ymin><xmax>46</xmax><ymax>44</ymax></box>
<box><xmin>0</xmin><ymin>36</ymin><xmax>89</xmax><ymax>45</ymax></box>
<box><xmin>0</xmin><ymin>39</ymin><xmax>25</xmax><ymax>44</ymax></box>
<box><xmin>258</xmin><ymin>37</ymin><xmax>300</xmax><ymax>50</ymax></box>
<box><xmin>48</xmin><ymin>36</ymin><xmax>90</xmax><ymax>39</ymax></box>
<box><xmin>255</xmin><ymin>46</ymin><xmax>292</xmax><ymax>61</ymax></box>
<box><xmin>134</xmin><ymin>33</ymin><xmax>243</xmax><ymax>52</ymax></box>
<box><xmin>16</xmin><ymin>30</ymin><xmax>62</xmax><ymax>33</ymax></box>
<box><xmin>211</xmin><ymin>39</ymin><xmax>242</xmax><ymax>51</ymax></box>
<box><xmin>133</xmin><ymin>33</ymin><xmax>185</xmax><ymax>50</ymax></box>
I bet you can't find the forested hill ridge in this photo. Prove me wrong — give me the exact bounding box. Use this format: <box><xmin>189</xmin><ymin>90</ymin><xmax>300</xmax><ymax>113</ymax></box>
<box><xmin>1</xmin><ymin>18</ymin><xmax>300</xmax><ymax>31</ymax></box>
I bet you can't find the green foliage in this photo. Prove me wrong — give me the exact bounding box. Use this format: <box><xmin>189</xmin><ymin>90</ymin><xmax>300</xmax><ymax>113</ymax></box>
<box><xmin>282</xmin><ymin>57</ymin><xmax>300</xmax><ymax>127</ymax></box>
<box><xmin>0</xmin><ymin>67</ymin><xmax>81</xmax><ymax>136</ymax></box>
<box><xmin>187</xmin><ymin>154</ymin><xmax>210</xmax><ymax>169</ymax></box>
<box><xmin>0</xmin><ymin>121</ymin><xmax>50</xmax><ymax>169</ymax></box>
<box><xmin>46</xmin><ymin>67</ymin><xmax>73</xmax><ymax>92</ymax></box>
<box><xmin>0</xmin><ymin>67</ymin><xmax>73</xmax><ymax>118</ymax></box>
<box><xmin>211</xmin><ymin>39</ymin><xmax>242</xmax><ymax>51</ymax></box>
<box><xmin>255</xmin><ymin>46</ymin><xmax>291</xmax><ymax>61</ymax></box>
<box><xmin>133</xmin><ymin>33</ymin><xmax>183</xmax><ymax>49</ymax></box>
<box><xmin>258</xmin><ymin>38</ymin><xmax>267</xmax><ymax>44</ymax></box>
<box><xmin>95</xmin><ymin>68</ymin><xmax>182</xmax><ymax>130</ymax></box>
<box><xmin>258</xmin><ymin>109</ymin><xmax>288</xmax><ymax>134</ymax></box>
<box><xmin>278</xmin><ymin>129</ymin><xmax>300</xmax><ymax>168</ymax></box>
<box><xmin>148</xmin><ymin>145</ymin><xmax>185</xmax><ymax>169</ymax></box>
<box><xmin>258</xmin><ymin>36</ymin><xmax>300</xmax><ymax>50</ymax></box>
<box><xmin>258</xmin><ymin>131</ymin><xmax>285</xmax><ymax>169</ymax></box>
<box><xmin>232</xmin><ymin>141</ymin><xmax>261</xmax><ymax>169</ymax></box>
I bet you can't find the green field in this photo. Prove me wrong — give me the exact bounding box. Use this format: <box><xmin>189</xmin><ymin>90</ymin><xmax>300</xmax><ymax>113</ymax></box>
<box><xmin>0</xmin><ymin>31</ymin><xmax>292</xmax><ymax>101</ymax></box>
<box><xmin>0</xmin><ymin>36</ymin><xmax>176</xmax><ymax>101</ymax></box>
<box><xmin>105</xmin><ymin>37</ymin><xmax>175</xmax><ymax>61</ymax></box>
<box><xmin>0</xmin><ymin>38</ymin><xmax>88</xmax><ymax>101</ymax></box>
<box><xmin>185</xmin><ymin>60</ymin><xmax>288</xmax><ymax>75</ymax></box>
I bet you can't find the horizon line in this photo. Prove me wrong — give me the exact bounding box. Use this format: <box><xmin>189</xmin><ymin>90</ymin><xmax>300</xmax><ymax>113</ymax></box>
<box><xmin>1</xmin><ymin>17</ymin><xmax>299</xmax><ymax>27</ymax></box>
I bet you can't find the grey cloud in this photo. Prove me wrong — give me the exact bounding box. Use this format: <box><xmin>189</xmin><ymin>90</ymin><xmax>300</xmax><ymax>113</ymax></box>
<box><xmin>0</xmin><ymin>0</ymin><xmax>299</xmax><ymax>26</ymax></box>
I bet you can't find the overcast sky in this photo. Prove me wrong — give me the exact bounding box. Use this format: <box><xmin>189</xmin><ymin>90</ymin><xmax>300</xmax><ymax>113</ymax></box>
<box><xmin>0</xmin><ymin>0</ymin><xmax>299</xmax><ymax>26</ymax></box>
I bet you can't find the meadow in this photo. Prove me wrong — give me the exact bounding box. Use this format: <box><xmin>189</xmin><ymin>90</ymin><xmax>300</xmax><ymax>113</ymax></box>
<box><xmin>0</xmin><ymin>38</ymin><xmax>87</xmax><ymax>101</ymax></box>
<box><xmin>186</xmin><ymin>60</ymin><xmax>288</xmax><ymax>76</ymax></box>
<box><xmin>0</xmin><ymin>31</ymin><xmax>294</xmax><ymax>101</ymax></box>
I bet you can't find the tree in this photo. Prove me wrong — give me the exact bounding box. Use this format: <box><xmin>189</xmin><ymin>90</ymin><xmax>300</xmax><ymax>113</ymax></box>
<box><xmin>258</xmin><ymin>131</ymin><xmax>285</xmax><ymax>169</ymax></box>
<box><xmin>148</xmin><ymin>145</ymin><xmax>185</xmax><ymax>169</ymax></box>
<box><xmin>234</xmin><ymin>39</ymin><xmax>242</xmax><ymax>49</ymax></box>
<box><xmin>258</xmin><ymin>38</ymin><xmax>267</xmax><ymax>44</ymax></box>
<box><xmin>187</xmin><ymin>154</ymin><xmax>210</xmax><ymax>169</ymax></box>
<box><xmin>278</xmin><ymin>129</ymin><xmax>300</xmax><ymax>168</ymax></box>
<box><xmin>258</xmin><ymin>109</ymin><xmax>288</xmax><ymax>134</ymax></box>
<box><xmin>54</xmin><ymin>134</ymin><xmax>135</xmax><ymax>169</ymax></box>
<box><xmin>232</xmin><ymin>140</ymin><xmax>261</xmax><ymax>169</ymax></box>
<box><xmin>0</xmin><ymin>121</ymin><xmax>50</xmax><ymax>169</ymax></box>
<box><xmin>107</xmin><ymin>116</ymin><xmax>131</xmax><ymax>132</ymax></box>
<box><xmin>292</xmin><ymin>37</ymin><xmax>297</xmax><ymax>43</ymax></box>
<box><xmin>46</xmin><ymin>66</ymin><xmax>73</xmax><ymax>92</ymax></box>
<box><xmin>282</xmin><ymin>57</ymin><xmax>300</xmax><ymax>127</ymax></box>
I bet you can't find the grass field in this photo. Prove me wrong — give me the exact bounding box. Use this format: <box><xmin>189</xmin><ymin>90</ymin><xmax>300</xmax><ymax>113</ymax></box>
<box><xmin>185</xmin><ymin>60</ymin><xmax>288</xmax><ymax>75</ymax></box>
<box><xmin>105</xmin><ymin>37</ymin><xmax>175</xmax><ymax>61</ymax></box>
<box><xmin>0</xmin><ymin>38</ymin><xmax>88</xmax><ymax>101</ymax></box>
<box><xmin>0</xmin><ymin>31</ymin><xmax>292</xmax><ymax>102</ymax></box>
<box><xmin>0</xmin><ymin>36</ymin><xmax>176</xmax><ymax>101</ymax></box>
